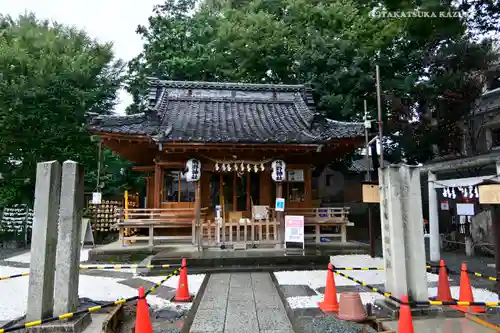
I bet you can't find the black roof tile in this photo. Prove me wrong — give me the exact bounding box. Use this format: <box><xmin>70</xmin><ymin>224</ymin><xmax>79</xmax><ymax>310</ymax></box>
<box><xmin>89</xmin><ymin>80</ymin><xmax>364</xmax><ymax>144</ymax></box>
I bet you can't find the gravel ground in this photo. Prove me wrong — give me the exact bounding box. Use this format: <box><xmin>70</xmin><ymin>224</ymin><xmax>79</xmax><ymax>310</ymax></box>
<box><xmin>304</xmin><ymin>316</ymin><xmax>378</xmax><ymax>333</ymax></box>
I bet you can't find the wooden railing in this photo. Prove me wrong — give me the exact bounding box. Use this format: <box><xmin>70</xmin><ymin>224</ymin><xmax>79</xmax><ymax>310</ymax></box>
<box><xmin>120</xmin><ymin>207</ymin><xmax>208</xmax><ymax>224</ymax></box>
<box><xmin>269</xmin><ymin>206</ymin><xmax>351</xmax><ymax>243</ymax></box>
<box><xmin>115</xmin><ymin>207</ymin><xmax>208</xmax><ymax>246</ymax></box>
<box><xmin>282</xmin><ymin>207</ymin><xmax>350</xmax><ymax>224</ymax></box>
<box><xmin>114</xmin><ymin>206</ymin><xmax>351</xmax><ymax>247</ymax></box>
<box><xmin>201</xmin><ymin>218</ymin><xmax>280</xmax><ymax>249</ymax></box>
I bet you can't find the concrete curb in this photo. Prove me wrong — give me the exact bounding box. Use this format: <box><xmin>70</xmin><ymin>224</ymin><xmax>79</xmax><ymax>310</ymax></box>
<box><xmin>179</xmin><ymin>273</ymin><xmax>211</xmax><ymax>333</ymax></box>
<box><xmin>101</xmin><ymin>304</ymin><xmax>123</xmax><ymax>333</ymax></box>
<box><xmin>270</xmin><ymin>272</ymin><xmax>303</xmax><ymax>333</ymax></box>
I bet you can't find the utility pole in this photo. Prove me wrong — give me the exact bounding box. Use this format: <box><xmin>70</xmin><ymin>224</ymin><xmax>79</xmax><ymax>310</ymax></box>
<box><xmin>376</xmin><ymin>65</ymin><xmax>384</xmax><ymax>168</ymax></box>
<box><xmin>96</xmin><ymin>138</ymin><xmax>102</xmax><ymax>192</ymax></box>
<box><xmin>364</xmin><ymin>100</ymin><xmax>371</xmax><ymax>182</ymax></box>
<box><xmin>364</xmin><ymin>100</ymin><xmax>375</xmax><ymax>257</ymax></box>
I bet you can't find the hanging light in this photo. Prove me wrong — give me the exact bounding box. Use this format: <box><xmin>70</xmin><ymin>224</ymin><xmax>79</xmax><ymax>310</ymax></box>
<box><xmin>247</xmin><ymin>164</ymin><xmax>251</xmax><ymax>172</ymax></box>
<box><xmin>468</xmin><ymin>186</ymin><xmax>473</xmax><ymax>198</ymax></box>
<box><xmin>260</xmin><ymin>163</ymin><xmax>265</xmax><ymax>171</ymax></box>
<box><xmin>442</xmin><ymin>188</ymin><xmax>447</xmax><ymax>198</ymax></box>
<box><xmin>451</xmin><ymin>188</ymin><xmax>456</xmax><ymax>199</ymax></box>
<box><xmin>228</xmin><ymin>164</ymin><xmax>232</xmax><ymax>172</ymax></box>
<box><xmin>254</xmin><ymin>165</ymin><xmax>258</xmax><ymax>173</ymax></box>
<box><xmin>222</xmin><ymin>164</ymin><xmax>226</xmax><ymax>172</ymax></box>
<box><xmin>240</xmin><ymin>162</ymin><xmax>245</xmax><ymax>171</ymax></box>
<box><xmin>474</xmin><ymin>186</ymin><xmax>479</xmax><ymax>198</ymax></box>
<box><xmin>215</xmin><ymin>163</ymin><xmax>220</xmax><ymax>171</ymax></box>
<box><xmin>463</xmin><ymin>187</ymin><xmax>468</xmax><ymax>198</ymax></box>
<box><xmin>234</xmin><ymin>163</ymin><xmax>238</xmax><ymax>171</ymax></box>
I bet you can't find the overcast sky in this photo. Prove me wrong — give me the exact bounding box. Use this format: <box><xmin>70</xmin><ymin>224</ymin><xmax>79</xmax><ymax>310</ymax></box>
<box><xmin>0</xmin><ymin>0</ymin><xmax>164</xmax><ymax>115</ymax></box>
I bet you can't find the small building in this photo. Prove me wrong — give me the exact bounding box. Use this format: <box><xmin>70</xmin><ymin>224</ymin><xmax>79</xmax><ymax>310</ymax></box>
<box><xmin>88</xmin><ymin>79</ymin><xmax>365</xmax><ymax>248</ymax></box>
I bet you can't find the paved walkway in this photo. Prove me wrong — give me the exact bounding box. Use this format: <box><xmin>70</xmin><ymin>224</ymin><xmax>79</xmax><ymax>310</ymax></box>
<box><xmin>190</xmin><ymin>272</ymin><xmax>294</xmax><ymax>333</ymax></box>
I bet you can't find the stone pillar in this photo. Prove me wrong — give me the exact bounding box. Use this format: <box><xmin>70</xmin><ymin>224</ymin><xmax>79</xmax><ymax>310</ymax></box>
<box><xmin>379</xmin><ymin>165</ymin><xmax>428</xmax><ymax>302</ymax></box>
<box><xmin>428</xmin><ymin>171</ymin><xmax>440</xmax><ymax>262</ymax></box>
<box><xmin>54</xmin><ymin>161</ymin><xmax>84</xmax><ymax>315</ymax></box>
<box><xmin>27</xmin><ymin>161</ymin><xmax>62</xmax><ymax>321</ymax></box>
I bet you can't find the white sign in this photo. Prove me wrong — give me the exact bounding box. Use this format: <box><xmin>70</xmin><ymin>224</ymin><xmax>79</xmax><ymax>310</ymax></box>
<box><xmin>440</xmin><ymin>200</ymin><xmax>449</xmax><ymax>210</ymax></box>
<box><xmin>285</xmin><ymin>215</ymin><xmax>305</xmax><ymax>246</ymax></box>
<box><xmin>271</xmin><ymin>160</ymin><xmax>286</xmax><ymax>182</ymax></box>
<box><xmin>275</xmin><ymin>198</ymin><xmax>285</xmax><ymax>211</ymax></box>
<box><xmin>91</xmin><ymin>192</ymin><xmax>102</xmax><ymax>204</ymax></box>
<box><xmin>457</xmin><ymin>203</ymin><xmax>475</xmax><ymax>216</ymax></box>
<box><xmin>287</xmin><ymin>170</ymin><xmax>304</xmax><ymax>182</ymax></box>
<box><xmin>185</xmin><ymin>159</ymin><xmax>201</xmax><ymax>182</ymax></box>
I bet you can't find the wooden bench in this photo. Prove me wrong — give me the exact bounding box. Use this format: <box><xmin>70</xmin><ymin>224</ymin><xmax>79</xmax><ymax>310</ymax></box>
<box><xmin>283</xmin><ymin>207</ymin><xmax>351</xmax><ymax>243</ymax></box>
<box><xmin>116</xmin><ymin>208</ymin><xmax>208</xmax><ymax>246</ymax></box>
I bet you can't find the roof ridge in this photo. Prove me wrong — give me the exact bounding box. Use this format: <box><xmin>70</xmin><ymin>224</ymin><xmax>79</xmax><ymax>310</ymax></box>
<box><xmin>164</xmin><ymin>96</ymin><xmax>296</xmax><ymax>103</ymax></box>
<box><xmin>148</xmin><ymin>77</ymin><xmax>309</xmax><ymax>92</ymax></box>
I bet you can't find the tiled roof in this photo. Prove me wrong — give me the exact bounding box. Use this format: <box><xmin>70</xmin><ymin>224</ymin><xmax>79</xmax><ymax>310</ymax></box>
<box><xmin>89</xmin><ymin>80</ymin><xmax>364</xmax><ymax>144</ymax></box>
<box><xmin>348</xmin><ymin>157</ymin><xmax>390</xmax><ymax>173</ymax></box>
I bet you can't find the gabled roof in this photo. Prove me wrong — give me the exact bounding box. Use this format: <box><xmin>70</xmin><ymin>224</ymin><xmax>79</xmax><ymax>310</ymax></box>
<box><xmin>89</xmin><ymin>79</ymin><xmax>364</xmax><ymax>144</ymax></box>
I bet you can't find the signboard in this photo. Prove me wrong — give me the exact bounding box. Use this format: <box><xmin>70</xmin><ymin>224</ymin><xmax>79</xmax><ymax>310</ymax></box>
<box><xmin>362</xmin><ymin>183</ymin><xmax>380</xmax><ymax>203</ymax></box>
<box><xmin>285</xmin><ymin>215</ymin><xmax>305</xmax><ymax>248</ymax></box>
<box><xmin>91</xmin><ymin>192</ymin><xmax>102</xmax><ymax>204</ymax></box>
<box><xmin>457</xmin><ymin>203</ymin><xmax>475</xmax><ymax>216</ymax></box>
<box><xmin>80</xmin><ymin>218</ymin><xmax>95</xmax><ymax>249</ymax></box>
<box><xmin>287</xmin><ymin>170</ymin><xmax>304</xmax><ymax>182</ymax></box>
<box><xmin>185</xmin><ymin>159</ymin><xmax>201</xmax><ymax>182</ymax></box>
<box><xmin>440</xmin><ymin>200</ymin><xmax>449</xmax><ymax>210</ymax></box>
<box><xmin>275</xmin><ymin>198</ymin><xmax>285</xmax><ymax>212</ymax></box>
<box><xmin>271</xmin><ymin>160</ymin><xmax>286</xmax><ymax>182</ymax></box>
<box><xmin>479</xmin><ymin>184</ymin><xmax>500</xmax><ymax>204</ymax></box>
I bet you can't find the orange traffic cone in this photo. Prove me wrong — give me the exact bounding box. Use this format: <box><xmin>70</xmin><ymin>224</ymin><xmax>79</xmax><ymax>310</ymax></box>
<box><xmin>318</xmin><ymin>263</ymin><xmax>339</xmax><ymax>312</ymax></box>
<box><xmin>436</xmin><ymin>260</ymin><xmax>453</xmax><ymax>302</ymax></box>
<box><xmin>174</xmin><ymin>258</ymin><xmax>193</xmax><ymax>302</ymax></box>
<box><xmin>135</xmin><ymin>287</ymin><xmax>153</xmax><ymax>333</ymax></box>
<box><xmin>398</xmin><ymin>295</ymin><xmax>414</xmax><ymax>333</ymax></box>
<box><xmin>451</xmin><ymin>263</ymin><xmax>485</xmax><ymax>313</ymax></box>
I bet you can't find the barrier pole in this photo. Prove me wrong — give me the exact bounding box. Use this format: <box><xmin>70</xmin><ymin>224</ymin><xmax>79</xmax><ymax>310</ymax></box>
<box><xmin>124</xmin><ymin>190</ymin><xmax>129</xmax><ymax>220</ymax></box>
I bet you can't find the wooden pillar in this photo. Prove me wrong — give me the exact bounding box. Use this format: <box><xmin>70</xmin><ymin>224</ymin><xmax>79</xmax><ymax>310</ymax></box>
<box><xmin>304</xmin><ymin>166</ymin><xmax>313</xmax><ymax>205</ymax></box>
<box><xmin>146</xmin><ymin>176</ymin><xmax>154</xmax><ymax>208</ymax></box>
<box><xmin>246</xmin><ymin>172</ymin><xmax>251</xmax><ymax>210</ymax></box>
<box><xmin>276</xmin><ymin>182</ymin><xmax>284</xmax><ymax>246</ymax></box>
<box><xmin>232</xmin><ymin>172</ymin><xmax>237</xmax><ymax>212</ymax></box>
<box><xmin>153</xmin><ymin>164</ymin><xmax>162</xmax><ymax>209</ymax></box>
<box><xmin>195</xmin><ymin>180</ymin><xmax>201</xmax><ymax>251</ymax></box>
<box><xmin>219</xmin><ymin>174</ymin><xmax>224</xmax><ymax>218</ymax></box>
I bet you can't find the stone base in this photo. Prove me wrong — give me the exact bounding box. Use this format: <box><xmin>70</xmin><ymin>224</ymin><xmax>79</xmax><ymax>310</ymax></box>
<box><xmin>374</xmin><ymin>299</ymin><xmax>464</xmax><ymax>320</ymax></box>
<box><xmin>25</xmin><ymin>313</ymin><xmax>91</xmax><ymax>333</ymax></box>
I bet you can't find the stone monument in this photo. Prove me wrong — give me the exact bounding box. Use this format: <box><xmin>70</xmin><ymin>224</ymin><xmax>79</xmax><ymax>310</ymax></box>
<box><xmin>26</xmin><ymin>161</ymin><xmax>91</xmax><ymax>332</ymax></box>
<box><xmin>27</xmin><ymin>161</ymin><xmax>62</xmax><ymax>321</ymax></box>
<box><xmin>54</xmin><ymin>161</ymin><xmax>84</xmax><ymax>314</ymax></box>
<box><xmin>377</xmin><ymin>165</ymin><xmax>428</xmax><ymax>312</ymax></box>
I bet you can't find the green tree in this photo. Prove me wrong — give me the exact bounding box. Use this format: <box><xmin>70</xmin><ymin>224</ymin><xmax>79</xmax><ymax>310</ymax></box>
<box><xmin>127</xmin><ymin>0</ymin><xmax>498</xmax><ymax>164</ymax></box>
<box><xmin>0</xmin><ymin>13</ymin><xmax>127</xmax><ymax>205</ymax></box>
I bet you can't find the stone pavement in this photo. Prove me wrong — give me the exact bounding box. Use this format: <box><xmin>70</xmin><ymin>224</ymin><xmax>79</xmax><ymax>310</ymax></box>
<box><xmin>189</xmin><ymin>272</ymin><xmax>294</xmax><ymax>333</ymax></box>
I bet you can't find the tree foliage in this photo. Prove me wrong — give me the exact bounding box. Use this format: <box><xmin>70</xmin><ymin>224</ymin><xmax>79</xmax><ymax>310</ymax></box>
<box><xmin>0</xmin><ymin>14</ymin><xmax>138</xmax><ymax>206</ymax></box>
<box><xmin>127</xmin><ymin>0</ymin><xmax>498</xmax><ymax>165</ymax></box>
<box><xmin>127</xmin><ymin>0</ymin><xmax>401</xmax><ymax>119</ymax></box>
